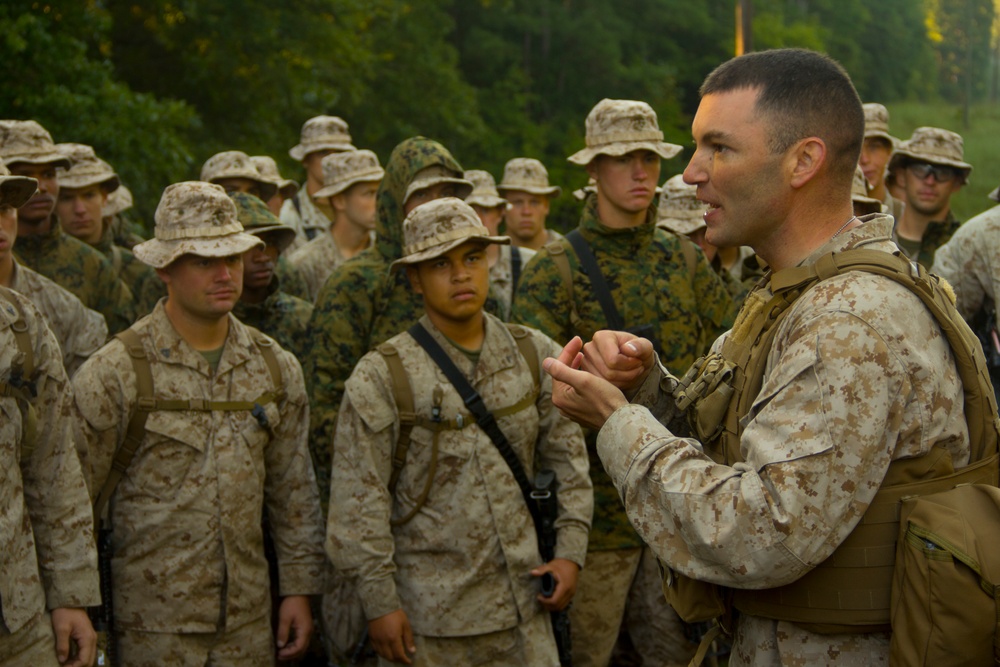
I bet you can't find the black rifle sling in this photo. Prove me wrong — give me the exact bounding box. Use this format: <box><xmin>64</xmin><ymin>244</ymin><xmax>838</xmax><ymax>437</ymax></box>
<box><xmin>510</xmin><ymin>245</ymin><xmax>522</xmax><ymax>294</ymax></box>
<box><xmin>565</xmin><ymin>229</ymin><xmax>624</xmax><ymax>330</ymax></box>
<box><xmin>407</xmin><ymin>322</ymin><xmax>542</xmax><ymax>531</ymax></box>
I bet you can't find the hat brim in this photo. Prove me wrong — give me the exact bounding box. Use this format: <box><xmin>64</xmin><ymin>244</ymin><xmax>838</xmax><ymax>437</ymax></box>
<box><xmin>465</xmin><ymin>195</ymin><xmax>508</xmax><ymax>208</ymax></box>
<box><xmin>889</xmin><ymin>150</ymin><xmax>973</xmax><ymax>174</ymax></box>
<box><xmin>390</xmin><ymin>235</ymin><xmax>509</xmax><ymax>272</ymax></box>
<box><xmin>3</xmin><ymin>153</ymin><xmax>72</xmax><ymax>170</ymax></box>
<box><xmin>133</xmin><ymin>232</ymin><xmax>263</xmax><ymax>269</ymax></box>
<box><xmin>403</xmin><ymin>177</ymin><xmax>474</xmax><ymax>205</ymax></box>
<box><xmin>278</xmin><ymin>180</ymin><xmax>299</xmax><ymax>198</ymax></box>
<box><xmin>247</xmin><ymin>225</ymin><xmax>297</xmax><ymax>255</ymax></box>
<box><xmin>0</xmin><ymin>176</ymin><xmax>38</xmax><ymax>208</ymax></box>
<box><xmin>657</xmin><ymin>216</ymin><xmax>706</xmax><ymax>235</ymax></box>
<box><xmin>496</xmin><ymin>185</ymin><xmax>561</xmax><ymax>198</ymax></box>
<box><xmin>59</xmin><ymin>173</ymin><xmax>121</xmax><ymax>194</ymax></box>
<box><xmin>289</xmin><ymin>143</ymin><xmax>357</xmax><ymax>162</ymax></box>
<box><xmin>313</xmin><ymin>172</ymin><xmax>385</xmax><ymax>199</ymax></box>
<box><xmin>864</xmin><ymin>130</ymin><xmax>898</xmax><ymax>147</ymax></box>
<box><xmin>568</xmin><ymin>140</ymin><xmax>683</xmax><ymax>165</ymax></box>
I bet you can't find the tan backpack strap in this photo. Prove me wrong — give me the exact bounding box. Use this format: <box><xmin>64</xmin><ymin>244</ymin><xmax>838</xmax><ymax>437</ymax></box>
<box><xmin>110</xmin><ymin>244</ymin><xmax>123</xmax><ymax>275</ymax></box>
<box><xmin>506</xmin><ymin>324</ymin><xmax>540</xmax><ymax>394</ymax></box>
<box><xmin>94</xmin><ymin>328</ymin><xmax>152</xmax><ymax>520</ymax></box>
<box><xmin>547</xmin><ymin>241</ymin><xmax>583</xmax><ymax>332</ymax></box>
<box><xmin>378</xmin><ymin>343</ymin><xmax>415</xmax><ymax>496</ymax></box>
<box><xmin>0</xmin><ymin>287</ymin><xmax>35</xmax><ymax>383</ymax></box>
<box><xmin>677</xmin><ymin>233</ymin><xmax>698</xmax><ymax>285</ymax></box>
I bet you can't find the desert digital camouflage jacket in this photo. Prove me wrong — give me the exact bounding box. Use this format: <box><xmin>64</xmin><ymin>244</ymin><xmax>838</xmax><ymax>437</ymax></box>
<box><xmin>327</xmin><ymin>314</ymin><xmax>592</xmax><ymax>636</ymax></box>
<box><xmin>597</xmin><ymin>215</ymin><xmax>970</xmax><ymax>665</ymax></box>
<box><xmin>72</xmin><ymin>303</ymin><xmax>325</xmax><ymax>633</ymax></box>
<box><xmin>0</xmin><ymin>288</ymin><xmax>99</xmax><ymax>635</ymax></box>
<box><xmin>932</xmin><ymin>204</ymin><xmax>1000</xmax><ymax>326</ymax></box>
<box><xmin>490</xmin><ymin>244</ymin><xmax>535</xmax><ymax>321</ymax></box>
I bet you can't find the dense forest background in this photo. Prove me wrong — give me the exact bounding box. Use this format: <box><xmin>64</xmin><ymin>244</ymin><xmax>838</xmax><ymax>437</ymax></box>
<box><xmin>3</xmin><ymin>0</ymin><xmax>999</xmax><ymax>227</ymax></box>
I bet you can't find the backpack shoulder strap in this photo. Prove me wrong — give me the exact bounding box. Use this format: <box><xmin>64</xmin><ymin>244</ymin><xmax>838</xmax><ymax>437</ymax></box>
<box><xmin>0</xmin><ymin>287</ymin><xmax>35</xmax><ymax>384</ymax></box>
<box><xmin>505</xmin><ymin>323</ymin><xmax>540</xmax><ymax>394</ymax></box>
<box><xmin>566</xmin><ymin>229</ymin><xmax>624</xmax><ymax>330</ymax></box>
<box><xmin>377</xmin><ymin>342</ymin><xmax>416</xmax><ymax>496</ymax></box>
<box><xmin>676</xmin><ymin>232</ymin><xmax>698</xmax><ymax>285</ymax></box>
<box><xmin>547</xmin><ymin>239</ymin><xmax>577</xmax><ymax>320</ymax></box>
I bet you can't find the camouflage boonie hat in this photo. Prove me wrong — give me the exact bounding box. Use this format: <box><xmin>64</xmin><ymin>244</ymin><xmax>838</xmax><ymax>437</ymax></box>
<box><xmin>0</xmin><ymin>120</ymin><xmax>71</xmax><ymax>169</ymax></box>
<box><xmin>200</xmin><ymin>150</ymin><xmax>278</xmax><ymax>201</ymax></box>
<box><xmin>250</xmin><ymin>155</ymin><xmax>299</xmax><ymax>199</ymax></box>
<box><xmin>656</xmin><ymin>174</ymin><xmax>706</xmax><ymax>235</ymax></box>
<box><xmin>889</xmin><ymin>127</ymin><xmax>972</xmax><ymax>181</ymax></box>
<box><xmin>862</xmin><ymin>103</ymin><xmax>897</xmax><ymax>146</ymax></box>
<box><xmin>851</xmin><ymin>166</ymin><xmax>883</xmax><ymax>214</ymax></box>
<box><xmin>229</xmin><ymin>191</ymin><xmax>296</xmax><ymax>254</ymax></box>
<box><xmin>134</xmin><ymin>181</ymin><xmax>262</xmax><ymax>269</ymax></box>
<box><xmin>464</xmin><ymin>170</ymin><xmax>507</xmax><ymax>208</ymax></box>
<box><xmin>289</xmin><ymin>115</ymin><xmax>356</xmax><ymax>161</ymax></box>
<box><xmin>391</xmin><ymin>197</ymin><xmax>508</xmax><ymax>272</ymax></box>
<box><xmin>0</xmin><ymin>161</ymin><xmax>38</xmax><ymax>208</ymax></box>
<box><xmin>497</xmin><ymin>158</ymin><xmax>561</xmax><ymax>198</ymax></box>
<box><xmin>568</xmin><ymin>99</ymin><xmax>682</xmax><ymax>165</ymax></box>
<box><xmin>313</xmin><ymin>149</ymin><xmax>385</xmax><ymax>199</ymax></box>
<box><xmin>103</xmin><ymin>185</ymin><xmax>133</xmax><ymax>217</ymax></box>
<box><xmin>404</xmin><ymin>165</ymin><xmax>474</xmax><ymax>205</ymax></box>
<box><xmin>55</xmin><ymin>143</ymin><xmax>120</xmax><ymax>192</ymax></box>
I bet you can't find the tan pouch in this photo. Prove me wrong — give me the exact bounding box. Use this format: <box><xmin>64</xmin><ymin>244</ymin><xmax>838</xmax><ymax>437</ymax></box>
<box><xmin>659</xmin><ymin>561</ymin><xmax>726</xmax><ymax>624</ymax></box>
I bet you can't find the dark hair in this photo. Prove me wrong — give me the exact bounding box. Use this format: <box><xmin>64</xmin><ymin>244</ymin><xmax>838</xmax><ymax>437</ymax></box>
<box><xmin>701</xmin><ymin>48</ymin><xmax>864</xmax><ymax>187</ymax></box>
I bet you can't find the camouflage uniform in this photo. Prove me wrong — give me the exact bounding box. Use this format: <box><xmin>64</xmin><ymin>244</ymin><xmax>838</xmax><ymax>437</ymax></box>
<box><xmin>932</xmin><ymin>202</ymin><xmax>1000</xmax><ymax>325</ymax></box>
<box><xmin>327</xmin><ymin>313</ymin><xmax>591</xmax><ymax>664</ymax></box>
<box><xmin>281</xmin><ymin>191</ymin><xmax>334</xmax><ymax>252</ymax></box>
<box><xmin>894</xmin><ymin>210</ymin><xmax>960</xmax><ymax>270</ymax></box>
<box><xmin>0</xmin><ymin>287</ymin><xmax>100</xmax><ymax>664</ymax></box>
<box><xmin>10</xmin><ymin>261</ymin><xmax>107</xmax><ymax>376</ymax></box>
<box><xmin>93</xmin><ymin>227</ymin><xmax>163</xmax><ymax>317</ymax></box>
<box><xmin>14</xmin><ymin>218</ymin><xmax>136</xmax><ymax>333</ymax></box>
<box><xmin>286</xmin><ymin>231</ymin><xmax>349</xmax><ymax>303</ymax></box>
<box><xmin>490</xmin><ymin>244</ymin><xmax>535</xmax><ymax>321</ymax></box>
<box><xmin>597</xmin><ymin>215</ymin><xmax>970</xmax><ymax>665</ymax></box>
<box><xmin>232</xmin><ymin>279</ymin><xmax>313</xmax><ymax>361</ymax></box>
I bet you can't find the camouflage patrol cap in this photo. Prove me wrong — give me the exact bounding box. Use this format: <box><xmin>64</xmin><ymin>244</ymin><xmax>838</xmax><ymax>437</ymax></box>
<box><xmin>862</xmin><ymin>103</ymin><xmax>897</xmax><ymax>146</ymax></box>
<box><xmin>464</xmin><ymin>170</ymin><xmax>507</xmax><ymax>208</ymax></box>
<box><xmin>568</xmin><ymin>99</ymin><xmax>682</xmax><ymax>165</ymax></box>
<box><xmin>851</xmin><ymin>166</ymin><xmax>883</xmax><ymax>214</ymax></box>
<box><xmin>289</xmin><ymin>115</ymin><xmax>356</xmax><ymax>161</ymax></box>
<box><xmin>403</xmin><ymin>165</ymin><xmax>474</xmax><ymax>206</ymax></box>
<box><xmin>391</xmin><ymin>197</ymin><xmax>508</xmax><ymax>271</ymax></box>
<box><xmin>888</xmin><ymin>127</ymin><xmax>972</xmax><ymax>182</ymax></box>
<box><xmin>497</xmin><ymin>158</ymin><xmax>561</xmax><ymax>198</ymax></box>
<box><xmin>134</xmin><ymin>181</ymin><xmax>263</xmax><ymax>269</ymax></box>
<box><xmin>55</xmin><ymin>143</ymin><xmax>121</xmax><ymax>193</ymax></box>
<box><xmin>103</xmin><ymin>185</ymin><xmax>133</xmax><ymax>218</ymax></box>
<box><xmin>656</xmin><ymin>175</ymin><xmax>706</xmax><ymax>235</ymax></box>
<box><xmin>200</xmin><ymin>150</ymin><xmax>278</xmax><ymax>201</ymax></box>
<box><xmin>228</xmin><ymin>191</ymin><xmax>296</xmax><ymax>254</ymax></box>
<box><xmin>0</xmin><ymin>120</ymin><xmax>71</xmax><ymax>169</ymax></box>
<box><xmin>313</xmin><ymin>149</ymin><xmax>385</xmax><ymax>199</ymax></box>
<box><xmin>250</xmin><ymin>155</ymin><xmax>299</xmax><ymax>199</ymax></box>
<box><xmin>0</xmin><ymin>161</ymin><xmax>38</xmax><ymax>208</ymax></box>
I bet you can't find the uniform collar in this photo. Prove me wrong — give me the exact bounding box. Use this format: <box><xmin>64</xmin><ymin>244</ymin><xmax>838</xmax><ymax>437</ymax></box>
<box><xmin>145</xmin><ymin>300</ymin><xmax>258</xmax><ymax>377</ymax></box>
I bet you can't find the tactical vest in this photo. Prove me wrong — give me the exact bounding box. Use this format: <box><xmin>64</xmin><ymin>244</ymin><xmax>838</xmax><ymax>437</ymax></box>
<box><xmin>376</xmin><ymin>323</ymin><xmax>540</xmax><ymax>526</ymax></box>
<box><xmin>0</xmin><ymin>288</ymin><xmax>39</xmax><ymax>460</ymax></box>
<box><xmin>666</xmin><ymin>248</ymin><xmax>1000</xmax><ymax>634</ymax></box>
<box><xmin>92</xmin><ymin>326</ymin><xmax>286</xmax><ymax>520</ymax></box>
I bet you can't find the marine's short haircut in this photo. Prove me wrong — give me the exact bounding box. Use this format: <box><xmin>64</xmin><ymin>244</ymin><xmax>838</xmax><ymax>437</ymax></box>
<box><xmin>701</xmin><ymin>48</ymin><xmax>864</xmax><ymax>188</ymax></box>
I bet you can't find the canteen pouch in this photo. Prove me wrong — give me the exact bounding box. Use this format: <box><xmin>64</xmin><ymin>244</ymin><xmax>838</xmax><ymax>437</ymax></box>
<box><xmin>659</xmin><ymin>560</ymin><xmax>726</xmax><ymax>624</ymax></box>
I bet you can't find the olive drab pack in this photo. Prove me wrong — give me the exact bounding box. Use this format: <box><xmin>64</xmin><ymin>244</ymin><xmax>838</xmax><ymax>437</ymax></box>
<box><xmin>0</xmin><ymin>288</ymin><xmax>40</xmax><ymax>460</ymax></box>
<box><xmin>376</xmin><ymin>323</ymin><xmax>540</xmax><ymax>526</ymax></box>
<box><xmin>663</xmin><ymin>249</ymin><xmax>1000</xmax><ymax>659</ymax></box>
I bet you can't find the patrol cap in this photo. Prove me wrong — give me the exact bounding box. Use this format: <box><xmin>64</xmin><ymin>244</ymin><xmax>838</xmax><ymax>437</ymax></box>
<box><xmin>403</xmin><ymin>165</ymin><xmax>474</xmax><ymax>206</ymax></box>
<box><xmin>862</xmin><ymin>103</ymin><xmax>897</xmax><ymax>146</ymax></box>
<box><xmin>228</xmin><ymin>191</ymin><xmax>296</xmax><ymax>254</ymax></box>
<box><xmin>250</xmin><ymin>155</ymin><xmax>299</xmax><ymax>199</ymax></box>
<box><xmin>134</xmin><ymin>181</ymin><xmax>263</xmax><ymax>269</ymax></box>
<box><xmin>851</xmin><ymin>166</ymin><xmax>883</xmax><ymax>215</ymax></box>
<box><xmin>497</xmin><ymin>158</ymin><xmax>561</xmax><ymax>198</ymax></box>
<box><xmin>464</xmin><ymin>170</ymin><xmax>507</xmax><ymax>208</ymax></box>
<box><xmin>313</xmin><ymin>149</ymin><xmax>385</xmax><ymax>199</ymax></box>
<box><xmin>0</xmin><ymin>161</ymin><xmax>38</xmax><ymax>209</ymax></box>
<box><xmin>656</xmin><ymin>174</ymin><xmax>706</xmax><ymax>235</ymax></box>
<box><xmin>888</xmin><ymin>127</ymin><xmax>972</xmax><ymax>183</ymax></box>
<box><xmin>103</xmin><ymin>185</ymin><xmax>133</xmax><ymax>218</ymax></box>
<box><xmin>200</xmin><ymin>150</ymin><xmax>278</xmax><ymax>202</ymax></box>
<box><xmin>289</xmin><ymin>115</ymin><xmax>356</xmax><ymax>161</ymax></box>
<box><xmin>568</xmin><ymin>99</ymin><xmax>682</xmax><ymax>165</ymax></box>
<box><xmin>0</xmin><ymin>120</ymin><xmax>71</xmax><ymax>169</ymax></box>
<box><xmin>391</xmin><ymin>197</ymin><xmax>508</xmax><ymax>272</ymax></box>
<box><xmin>55</xmin><ymin>143</ymin><xmax>121</xmax><ymax>193</ymax></box>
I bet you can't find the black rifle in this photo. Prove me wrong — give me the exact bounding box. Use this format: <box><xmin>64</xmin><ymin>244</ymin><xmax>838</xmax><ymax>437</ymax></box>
<box><xmin>533</xmin><ymin>469</ymin><xmax>572</xmax><ymax>667</ymax></box>
<box><xmin>970</xmin><ymin>305</ymin><xmax>1000</xmax><ymax>405</ymax></box>
<box><xmin>89</xmin><ymin>527</ymin><xmax>116</xmax><ymax>666</ymax></box>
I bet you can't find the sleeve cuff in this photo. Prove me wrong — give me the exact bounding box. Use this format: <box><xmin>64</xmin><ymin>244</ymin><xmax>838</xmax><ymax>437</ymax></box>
<box><xmin>44</xmin><ymin>569</ymin><xmax>101</xmax><ymax>610</ymax></box>
<box><xmin>554</xmin><ymin>527</ymin><xmax>590</xmax><ymax>569</ymax></box>
<box><xmin>357</xmin><ymin>575</ymin><xmax>403</xmax><ymax>621</ymax></box>
<box><xmin>277</xmin><ymin>563</ymin><xmax>325</xmax><ymax>597</ymax></box>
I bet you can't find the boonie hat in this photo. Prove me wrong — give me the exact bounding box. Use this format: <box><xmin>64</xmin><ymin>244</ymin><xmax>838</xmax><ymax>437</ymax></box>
<box><xmin>656</xmin><ymin>175</ymin><xmax>706</xmax><ymax>235</ymax></box>
<box><xmin>229</xmin><ymin>192</ymin><xmax>297</xmax><ymax>254</ymax></box>
<box><xmin>464</xmin><ymin>170</ymin><xmax>507</xmax><ymax>208</ymax></box>
<box><xmin>391</xmin><ymin>197</ymin><xmax>508</xmax><ymax>272</ymax></box>
<box><xmin>568</xmin><ymin>99</ymin><xmax>682</xmax><ymax>165</ymax></box>
<box><xmin>103</xmin><ymin>185</ymin><xmax>133</xmax><ymax>218</ymax></box>
<box><xmin>0</xmin><ymin>161</ymin><xmax>38</xmax><ymax>208</ymax></box>
<box><xmin>250</xmin><ymin>155</ymin><xmax>299</xmax><ymax>199</ymax></box>
<box><xmin>289</xmin><ymin>115</ymin><xmax>356</xmax><ymax>162</ymax></box>
<box><xmin>497</xmin><ymin>158</ymin><xmax>561</xmax><ymax>198</ymax></box>
<box><xmin>56</xmin><ymin>143</ymin><xmax>120</xmax><ymax>193</ymax></box>
<box><xmin>889</xmin><ymin>127</ymin><xmax>972</xmax><ymax>182</ymax></box>
<box><xmin>851</xmin><ymin>166</ymin><xmax>883</xmax><ymax>214</ymax></box>
<box><xmin>0</xmin><ymin>120</ymin><xmax>71</xmax><ymax>169</ymax></box>
<box><xmin>862</xmin><ymin>103</ymin><xmax>897</xmax><ymax>146</ymax></box>
<box><xmin>200</xmin><ymin>151</ymin><xmax>278</xmax><ymax>202</ymax></box>
<box><xmin>403</xmin><ymin>165</ymin><xmax>474</xmax><ymax>206</ymax></box>
<box><xmin>133</xmin><ymin>181</ymin><xmax>263</xmax><ymax>269</ymax></box>
<box><xmin>313</xmin><ymin>150</ymin><xmax>385</xmax><ymax>199</ymax></box>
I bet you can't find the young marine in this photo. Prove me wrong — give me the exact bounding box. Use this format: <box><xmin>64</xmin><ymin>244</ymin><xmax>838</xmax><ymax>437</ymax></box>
<box><xmin>327</xmin><ymin>197</ymin><xmax>592</xmax><ymax>667</ymax></box>
<box><xmin>72</xmin><ymin>181</ymin><xmax>325</xmax><ymax>666</ymax></box>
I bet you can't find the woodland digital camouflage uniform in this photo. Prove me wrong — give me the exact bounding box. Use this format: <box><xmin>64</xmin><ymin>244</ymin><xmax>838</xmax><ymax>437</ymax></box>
<box><xmin>0</xmin><ymin>287</ymin><xmax>99</xmax><ymax>664</ymax></box>
<box><xmin>93</xmin><ymin>226</ymin><xmax>163</xmax><ymax>317</ymax></box>
<box><xmin>232</xmin><ymin>281</ymin><xmax>312</xmax><ymax>361</ymax></box>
